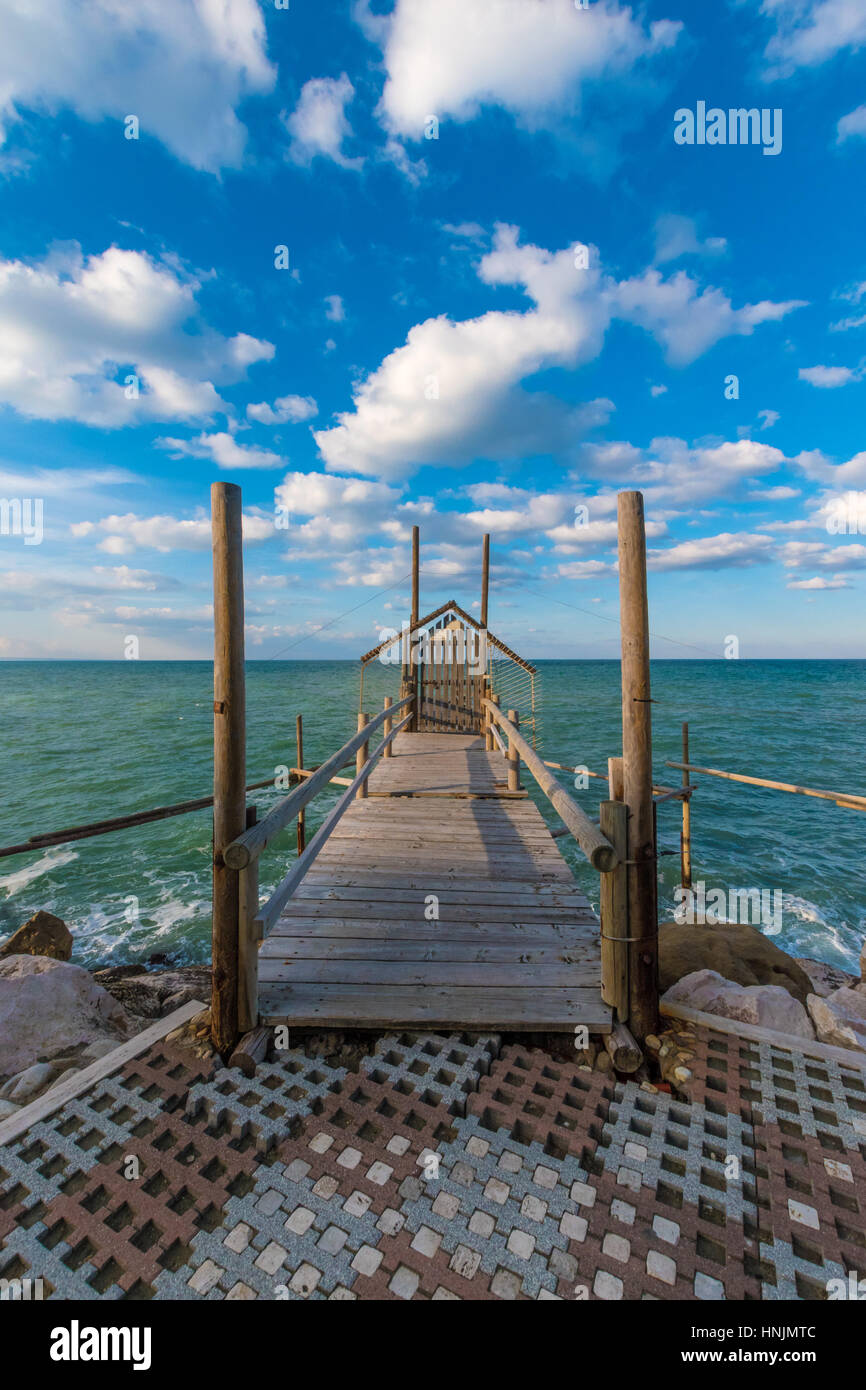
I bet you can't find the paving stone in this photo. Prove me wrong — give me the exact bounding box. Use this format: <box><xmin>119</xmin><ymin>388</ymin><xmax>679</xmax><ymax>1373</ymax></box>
<box><xmin>5</xmin><ymin>1022</ymin><xmax>862</xmax><ymax>1304</ymax></box>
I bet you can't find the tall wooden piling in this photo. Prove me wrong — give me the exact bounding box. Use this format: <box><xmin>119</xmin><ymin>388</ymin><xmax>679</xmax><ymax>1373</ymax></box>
<box><xmin>617</xmin><ymin>490</ymin><xmax>658</xmax><ymax>1039</ymax></box>
<box><xmin>599</xmin><ymin>799</ymin><xmax>629</xmax><ymax>1020</ymax></box>
<box><xmin>411</xmin><ymin>525</ymin><xmax>420</xmax><ymax>630</ymax></box>
<box><xmin>680</xmin><ymin>721</ymin><xmax>692</xmax><ymax>890</ymax></box>
<box><xmin>402</xmin><ymin>526</ymin><xmax>420</xmax><ymax>731</ymax></box>
<box><xmin>481</xmin><ymin>533</ymin><xmax>490</xmax><ymax>628</ymax></box>
<box><xmin>211</xmin><ymin>481</ymin><xmax>246</xmax><ymax>1054</ymax></box>
<box><xmin>238</xmin><ymin>803</ymin><xmax>259</xmax><ymax>1033</ymax></box>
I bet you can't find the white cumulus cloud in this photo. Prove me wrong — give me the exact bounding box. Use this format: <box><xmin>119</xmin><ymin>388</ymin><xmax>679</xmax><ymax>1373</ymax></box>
<box><xmin>0</xmin><ymin>243</ymin><xmax>273</xmax><ymax>427</ymax></box>
<box><xmin>0</xmin><ymin>0</ymin><xmax>275</xmax><ymax>171</ymax></box>
<box><xmin>363</xmin><ymin>0</ymin><xmax>681</xmax><ymax>138</ymax></box>
<box><xmin>285</xmin><ymin>74</ymin><xmax>362</xmax><ymax>168</ymax></box>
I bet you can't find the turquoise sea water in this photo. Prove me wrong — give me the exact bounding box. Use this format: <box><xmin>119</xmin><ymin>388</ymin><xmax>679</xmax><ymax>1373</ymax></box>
<box><xmin>0</xmin><ymin>659</ymin><xmax>863</xmax><ymax>972</ymax></box>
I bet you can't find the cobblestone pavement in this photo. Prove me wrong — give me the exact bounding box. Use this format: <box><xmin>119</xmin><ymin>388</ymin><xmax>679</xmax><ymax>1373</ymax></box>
<box><xmin>2</xmin><ymin>1025</ymin><xmax>864</xmax><ymax>1301</ymax></box>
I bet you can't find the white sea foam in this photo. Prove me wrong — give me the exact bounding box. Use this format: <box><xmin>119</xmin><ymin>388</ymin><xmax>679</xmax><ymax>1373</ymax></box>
<box><xmin>0</xmin><ymin>847</ymin><xmax>78</xmax><ymax>897</ymax></box>
<box><xmin>778</xmin><ymin>893</ymin><xmax>825</xmax><ymax>926</ymax></box>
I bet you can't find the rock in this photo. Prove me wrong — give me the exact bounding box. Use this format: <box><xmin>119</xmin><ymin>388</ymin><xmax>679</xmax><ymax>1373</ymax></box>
<box><xmin>81</xmin><ymin>1038</ymin><xmax>120</xmax><ymax>1061</ymax></box>
<box><xmin>46</xmin><ymin>1065</ymin><xmax>81</xmax><ymax>1091</ymax></box>
<box><xmin>861</xmin><ymin>939</ymin><xmax>866</xmax><ymax>983</ymax></box>
<box><xmin>97</xmin><ymin>966</ymin><xmax>211</xmax><ymax>1019</ymax></box>
<box><xmin>0</xmin><ymin>955</ymin><xmax>135</xmax><ymax>1076</ymax></box>
<box><xmin>807</xmin><ymin>988</ymin><xmax>866</xmax><ymax>1052</ymax></box>
<box><xmin>161</xmin><ymin>987</ymin><xmax>200</xmax><ymax>1015</ymax></box>
<box><xmin>91</xmin><ymin>965</ymin><xmax>143</xmax><ymax>985</ymax></box>
<box><xmin>0</xmin><ymin>910</ymin><xmax>72</xmax><ymax>962</ymax></box>
<box><xmin>660</xmin><ymin>921</ymin><xmax>814</xmax><ymax>1006</ymax></box>
<box><xmin>165</xmin><ymin>1008</ymin><xmax>215</xmax><ymax>1062</ymax></box>
<box><xmin>0</xmin><ymin>1062</ymin><xmax>57</xmax><ymax>1103</ymax></box>
<box><xmin>796</xmin><ymin>958</ymin><xmax>858</xmax><ymax>998</ymax></box>
<box><xmin>662</xmin><ymin>969</ymin><xmax>814</xmax><ymax>1039</ymax></box>
<box><xmin>0</xmin><ymin>1098</ymin><xmax>20</xmax><ymax>1119</ymax></box>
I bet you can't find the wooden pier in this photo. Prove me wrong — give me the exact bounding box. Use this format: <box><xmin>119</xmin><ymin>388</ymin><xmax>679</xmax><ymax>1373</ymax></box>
<box><xmin>212</xmin><ymin>485</ymin><xmax>658</xmax><ymax>1055</ymax></box>
<box><xmin>257</xmin><ymin>732</ymin><xmax>610</xmax><ymax>1032</ymax></box>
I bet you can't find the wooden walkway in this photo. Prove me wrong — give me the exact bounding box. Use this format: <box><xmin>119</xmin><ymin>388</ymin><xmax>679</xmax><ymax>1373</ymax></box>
<box><xmin>258</xmin><ymin>733</ymin><xmax>611</xmax><ymax>1033</ymax></box>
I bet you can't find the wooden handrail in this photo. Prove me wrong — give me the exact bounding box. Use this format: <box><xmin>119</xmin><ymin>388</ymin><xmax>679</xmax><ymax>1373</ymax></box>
<box><xmin>665</xmin><ymin>761</ymin><xmax>866</xmax><ymax>811</ymax></box>
<box><xmin>483</xmin><ymin>700</ymin><xmax>618</xmax><ymax>872</ymax></box>
<box><xmin>0</xmin><ymin>774</ymin><xmax>283</xmax><ymax>861</ymax></box>
<box><xmin>225</xmin><ymin>695</ymin><xmax>413</xmax><ymax>869</ymax></box>
<box><xmin>254</xmin><ymin>711</ymin><xmax>413</xmax><ymax>935</ymax></box>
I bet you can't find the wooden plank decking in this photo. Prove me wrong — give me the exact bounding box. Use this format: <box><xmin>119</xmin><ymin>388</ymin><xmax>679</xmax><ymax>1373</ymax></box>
<box><xmin>258</xmin><ymin>732</ymin><xmax>611</xmax><ymax>1032</ymax></box>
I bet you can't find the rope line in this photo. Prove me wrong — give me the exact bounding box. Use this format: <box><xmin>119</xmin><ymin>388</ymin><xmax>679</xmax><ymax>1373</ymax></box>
<box><xmin>263</xmin><ymin>572</ymin><xmax>412</xmax><ymax>661</ymax></box>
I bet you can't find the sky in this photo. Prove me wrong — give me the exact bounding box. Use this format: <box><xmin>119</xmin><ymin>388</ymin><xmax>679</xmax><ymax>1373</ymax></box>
<box><xmin>0</xmin><ymin>0</ymin><xmax>865</xmax><ymax>661</ymax></box>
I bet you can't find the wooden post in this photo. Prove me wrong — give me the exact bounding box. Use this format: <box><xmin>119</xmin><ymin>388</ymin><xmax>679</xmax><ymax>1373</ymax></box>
<box><xmin>481</xmin><ymin>533</ymin><xmax>490</xmax><ymax>628</ymax></box>
<box><xmin>608</xmin><ymin>756</ymin><xmax>624</xmax><ymax>803</ymax></box>
<box><xmin>507</xmin><ymin>708</ymin><xmax>520</xmax><ymax>792</ymax></box>
<box><xmin>403</xmin><ymin>525</ymin><xmax>419</xmax><ymax>733</ymax></box>
<box><xmin>484</xmin><ymin>678</ymin><xmax>494</xmax><ymax>751</ymax></box>
<box><xmin>211</xmin><ymin>480</ymin><xmax>246</xmax><ymax>1055</ymax></box>
<box><xmin>599</xmin><ymin>799</ymin><xmax>629</xmax><ymax>1021</ymax></box>
<box><xmin>617</xmin><ymin>490</ymin><xmax>658</xmax><ymax>1040</ymax></box>
<box><xmin>238</xmin><ymin>804</ymin><xmax>259</xmax><ymax>1033</ymax></box>
<box><xmin>296</xmin><ymin>714</ymin><xmax>306</xmax><ymax>855</ymax></box>
<box><xmin>490</xmin><ymin>691</ymin><xmax>501</xmax><ymax>754</ymax></box>
<box><xmin>411</xmin><ymin>525</ymin><xmax>419</xmax><ymax>630</ymax></box>
<box><xmin>355</xmin><ymin>711</ymin><xmax>370</xmax><ymax>799</ymax></box>
<box><xmin>680</xmin><ymin>721</ymin><xmax>692</xmax><ymax>891</ymax></box>
<box><xmin>383</xmin><ymin>695</ymin><xmax>393</xmax><ymax>759</ymax></box>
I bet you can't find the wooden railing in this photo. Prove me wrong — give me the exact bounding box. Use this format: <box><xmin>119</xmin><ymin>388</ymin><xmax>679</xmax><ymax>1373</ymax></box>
<box><xmin>482</xmin><ymin>699</ymin><xmax>618</xmax><ymax>872</ymax></box>
<box><xmin>482</xmin><ymin>697</ymin><xmax>633</xmax><ymax>1025</ymax></box>
<box><xmin>226</xmin><ymin>694</ymin><xmax>414</xmax><ymax>1029</ymax></box>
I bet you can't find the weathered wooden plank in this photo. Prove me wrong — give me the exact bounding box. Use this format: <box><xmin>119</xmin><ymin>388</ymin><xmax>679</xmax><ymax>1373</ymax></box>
<box><xmin>260</xmin><ymin>937</ymin><xmax>597</xmax><ymax>961</ymax></box>
<box><xmin>255</xmin><ymin>724</ymin><xmax>604</xmax><ymax>1034</ymax></box>
<box><xmin>294</xmin><ymin>876</ymin><xmax>589</xmax><ymax>899</ymax></box>
<box><xmin>259</xmin><ymin>959</ymin><xmax>600</xmax><ymax>987</ymax></box>
<box><xmin>259</xmin><ymin>984</ymin><xmax>611</xmax><ymax>1031</ymax></box>
<box><xmin>275</xmin><ymin>902</ymin><xmax>597</xmax><ymax>923</ymax></box>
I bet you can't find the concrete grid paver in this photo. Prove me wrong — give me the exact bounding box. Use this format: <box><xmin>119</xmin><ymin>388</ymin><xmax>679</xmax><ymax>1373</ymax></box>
<box><xmin>2</xmin><ymin>1024</ymin><xmax>864</xmax><ymax>1301</ymax></box>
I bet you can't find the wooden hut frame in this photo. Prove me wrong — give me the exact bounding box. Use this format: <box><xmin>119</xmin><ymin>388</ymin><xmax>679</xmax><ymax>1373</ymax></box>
<box><xmin>359</xmin><ymin>598</ymin><xmax>537</xmax><ymax>736</ymax></box>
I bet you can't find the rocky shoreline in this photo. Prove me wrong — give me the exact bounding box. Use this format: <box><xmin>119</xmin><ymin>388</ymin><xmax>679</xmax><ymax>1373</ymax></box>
<box><xmin>0</xmin><ymin>910</ymin><xmax>213</xmax><ymax>1121</ymax></box>
<box><xmin>0</xmin><ymin>908</ymin><xmax>864</xmax><ymax>1123</ymax></box>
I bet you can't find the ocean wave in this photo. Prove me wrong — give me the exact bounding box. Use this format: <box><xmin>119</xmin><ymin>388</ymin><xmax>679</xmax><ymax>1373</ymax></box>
<box><xmin>0</xmin><ymin>847</ymin><xmax>78</xmax><ymax>897</ymax></box>
<box><xmin>778</xmin><ymin>893</ymin><xmax>825</xmax><ymax>926</ymax></box>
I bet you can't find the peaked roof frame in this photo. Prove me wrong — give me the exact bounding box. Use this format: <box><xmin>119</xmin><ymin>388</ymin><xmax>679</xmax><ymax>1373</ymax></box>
<box><xmin>359</xmin><ymin>599</ymin><xmax>536</xmax><ymax>673</ymax></box>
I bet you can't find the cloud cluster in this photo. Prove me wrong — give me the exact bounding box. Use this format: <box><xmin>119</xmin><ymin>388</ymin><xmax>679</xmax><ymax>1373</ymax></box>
<box><xmin>362</xmin><ymin>0</ymin><xmax>681</xmax><ymax>138</ymax></box>
<box><xmin>314</xmin><ymin>225</ymin><xmax>801</xmax><ymax>479</ymax></box>
<box><xmin>758</xmin><ymin>0</ymin><xmax>866</xmax><ymax>78</ymax></box>
<box><xmin>285</xmin><ymin>74</ymin><xmax>363</xmax><ymax>169</ymax></box>
<box><xmin>0</xmin><ymin>0</ymin><xmax>274</xmax><ymax>171</ymax></box>
<box><xmin>71</xmin><ymin>509</ymin><xmax>274</xmax><ymax>555</ymax></box>
<box><xmin>0</xmin><ymin>243</ymin><xmax>273</xmax><ymax>427</ymax></box>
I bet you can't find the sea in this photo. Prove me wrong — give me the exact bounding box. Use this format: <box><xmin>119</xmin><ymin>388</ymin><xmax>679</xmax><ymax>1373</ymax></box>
<box><xmin>0</xmin><ymin>659</ymin><xmax>863</xmax><ymax>973</ymax></box>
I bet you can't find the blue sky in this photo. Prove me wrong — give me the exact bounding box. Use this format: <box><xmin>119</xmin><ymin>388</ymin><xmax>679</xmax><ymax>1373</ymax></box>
<box><xmin>1</xmin><ymin>0</ymin><xmax>865</xmax><ymax>660</ymax></box>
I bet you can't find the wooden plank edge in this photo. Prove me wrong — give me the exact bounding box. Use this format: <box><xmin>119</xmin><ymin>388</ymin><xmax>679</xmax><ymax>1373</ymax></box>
<box><xmin>660</xmin><ymin>1000</ymin><xmax>866</xmax><ymax>1074</ymax></box>
<box><xmin>0</xmin><ymin>999</ymin><xmax>207</xmax><ymax>1148</ymax></box>
<box><xmin>260</xmin><ymin>1010</ymin><xmax>612</xmax><ymax>1034</ymax></box>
